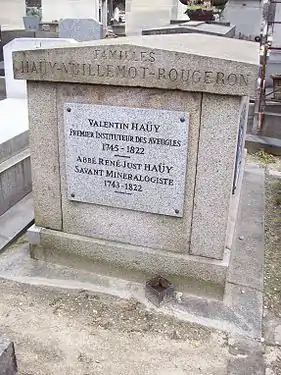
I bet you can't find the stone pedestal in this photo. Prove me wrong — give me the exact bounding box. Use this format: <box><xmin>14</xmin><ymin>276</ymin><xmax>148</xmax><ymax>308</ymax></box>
<box><xmin>126</xmin><ymin>0</ymin><xmax>175</xmax><ymax>35</ymax></box>
<box><xmin>13</xmin><ymin>34</ymin><xmax>258</xmax><ymax>289</ymax></box>
<box><xmin>222</xmin><ymin>0</ymin><xmax>262</xmax><ymax>40</ymax></box>
<box><xmin>41</xmin><ymin>0</ymin><xmax>100</xmax><ymax>23</ymax></box>
<box><xmin>0</xmin><ymin>0</ymin><xmax>25</xmax><ymax>30</ymax></box>
<box><xmin>171</xmin><ymin>1</ymin><xmax>189</xmax><ymax>21</ymax></box>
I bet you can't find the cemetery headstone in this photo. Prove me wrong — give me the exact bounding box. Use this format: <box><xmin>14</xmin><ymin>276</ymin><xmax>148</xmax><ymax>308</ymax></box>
<box><xmin>59</xmin><ymin>18</ymin><xmax>103</xmax><ymax>41</ymax></box>
<box><xmin>23</xmin><ymin>15</ymin><xmax>40</xmax><ymax>30</ymax></box>
<box><xmin>4</xmin><ymin>37</ymin><xmax>77</xmax><ymax>99</ymax></box>
<box><xmin>0</xmin><ymin>0</ymin><xmax>25</xmax><ymax>30</ymax></box>
<box><xmin>41</xmin><ymin>0</ymin><xmax>99</xmax><ymax>24</ymax></box>
<box><xmin>13</xmin><ymin>34</ymin><xmax>258</xmax><ymax>288</ymax></box>
<box><xmin>0</xmin><ymin>37</ymin><xmax>77</xmax><ymax>241</ymax></box>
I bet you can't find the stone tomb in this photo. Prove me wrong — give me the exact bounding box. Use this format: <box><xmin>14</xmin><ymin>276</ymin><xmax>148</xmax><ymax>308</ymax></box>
<box><xmin>13</xmin><ymin>34</ymin><xmax>259</xmax><ymax>289</ymax></box>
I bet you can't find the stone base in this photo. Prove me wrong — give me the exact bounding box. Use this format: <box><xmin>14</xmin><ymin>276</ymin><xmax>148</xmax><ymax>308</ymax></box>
<box><xmin>29</xmin><ymin>226</ymin><xmax>230</xmax><ymax>290</ymax></box>
<box><xmin>27</xmin><ymin>154</ymin><xmax>247</xmax><ymax>295</ymax></box>
<box><xmin>0</xmin><ymin>336</ymin><xmax>17</xmax><ymax>375</ymax></box>
<box><xmin>27</xmin><ymin>153</ymin><xmax>247</xmax><ymax>293</ymax></box>
<box><xmin>0</xmin><ymin>163</ymin><xmax>263</xmax><ymax>339</ymax></box>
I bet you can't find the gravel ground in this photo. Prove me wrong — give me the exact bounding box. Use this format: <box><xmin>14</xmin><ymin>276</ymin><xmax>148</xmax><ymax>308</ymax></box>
<box><xmin>0</xmin><ymin>279</ymin><xmax>229</xmax><ymax>375</ymax></box>
<box><xmin>2</xmin><ymin>152</ymin><xmax>281</xmax><ymax>374</ymax></box>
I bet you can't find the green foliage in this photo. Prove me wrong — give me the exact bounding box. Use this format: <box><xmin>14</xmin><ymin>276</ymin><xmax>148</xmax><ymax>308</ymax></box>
<box><xmin>255</xmin><ymin>150</ymin><xmax>276</xmax><ymax>165</ymax></box>
<box><xmin>26</xmin><ymin>6</ymin><xmax>42</xmax><ymax>20</ymax></box>
<box><xmin>186</xmin><ymin>5</ymin><xmax>212</xmax><ymax>10</ymax></box>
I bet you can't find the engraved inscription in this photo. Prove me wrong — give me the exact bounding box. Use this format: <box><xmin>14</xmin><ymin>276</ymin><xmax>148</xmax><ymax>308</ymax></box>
<box><xmin>64</xmin><ymin>104</ymin><xmax>189</xmax><ymax>217</ymax></box>
<box><xmin>20</xmin><ymin>59</ymin><xmax>250</xmax><ymax>87</ymax></box>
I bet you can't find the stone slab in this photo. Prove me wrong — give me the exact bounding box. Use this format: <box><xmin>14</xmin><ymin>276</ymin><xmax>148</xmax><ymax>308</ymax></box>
<box><xmin>1</xmin><ymin>30</ymin><xmax>36</xmax><ymax>46</ymax></box>
<box><xmin>13</xmin><ymin>34</ymin><xmax>259</xmax><ymax>96</ymax></box>
<box><xmin>0</xmin><ymin>336</ymin><xmax>17</xmax><ymax>375</ymax></box>
<box><xmin>64</xmin><ymin>103</ymin><xmax>189</xmax><ymax>217</ymax></box>
<box><xmin>4</xmin><ymin>37</ymin><xmax>77</xmax><ymax>99</ymax></box>
<box><xmin>142</xmin><ymin>23</ymin><xmax>236</xmax><ymax>38</ymax></box>
<box><xmin>0</xmin><ymin>130</ymin><xmax>29</xmax><ymax>164</ymax></box>
<box><xmin>29</xmin><ymin>226</ymin><xmax>229</xmax><ymax>286</ymax></box>
<box><xmin>227</xmin><ymin>164</ymin><xmax>264</xmax><ymax>291</ymax></box>
<box><xmin>59</xmin><ymin>18</ymin><xmax>102</xmax><ymax>42</ymax></box>
<box><xmin>0</xmin><ymin>149</ymin><xmax>32</xmax><ymax>216</ymax></box>
<box><xmin>0</xmin><ymin>193</ymin><xmax>34</xmax><ymax>253</ymax></box>
<box><xmin>0</xmin><ymin>99</ymin><xmax>28</xmax><ymax>144</ymax></box>
<box><xmin>224</xmin><ymin>283</ymin><xmax>263</xmax><ymax>338</ymax></box>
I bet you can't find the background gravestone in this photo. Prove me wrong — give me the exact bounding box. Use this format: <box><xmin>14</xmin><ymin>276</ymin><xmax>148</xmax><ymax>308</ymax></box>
<box><xmin>4</xmin><ymin>37</ymin><xmax>77</xmax><ymax>99</ymax></box>
<box><xmin>59</xmin><ymin>19</ymin><xmax>103</xmax><ymax>41</ymax></box>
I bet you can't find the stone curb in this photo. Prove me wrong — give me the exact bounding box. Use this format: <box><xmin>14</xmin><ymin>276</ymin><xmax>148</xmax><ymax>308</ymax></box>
<box><xmin>0</xmin><ymin>336</ymin><xmax>18</xmax><ymax>375</ymax></box>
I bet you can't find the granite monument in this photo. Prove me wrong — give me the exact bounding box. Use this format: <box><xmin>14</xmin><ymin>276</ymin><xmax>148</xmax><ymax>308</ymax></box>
<box><xmin>12</xmin><ymin>34</ymin><xmax>259</xmax><ymax>289</ymax></box>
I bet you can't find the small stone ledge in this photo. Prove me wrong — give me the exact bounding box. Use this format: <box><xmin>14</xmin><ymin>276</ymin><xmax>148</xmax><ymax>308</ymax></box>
<box><xmin>0</xmin><ymin>336</ymin><xmax>18</xmax><ymax>375</ymax></box>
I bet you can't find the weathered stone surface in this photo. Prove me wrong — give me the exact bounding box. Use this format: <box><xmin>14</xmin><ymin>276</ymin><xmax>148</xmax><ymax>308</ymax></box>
<box><xmin>16</xmin><ymin>32</ymin><xmax>260</xmax><ymax>285</ymax></box>
<box><xmin>0</xmin><ymin>336</ymin><xmax>17</xmax><ymax>375</ymax></box>
<box><xmin>13</xmin><ymin>34</ymin><xmax>259</xmax><ymax>96</ymax></box>
<box><xmin>190</xmin><ymin>94</ymin><xmax>242</xmax><ymax>259</ymax></box>
<box><xmin>27</xmin><ymin>82</ymin><xmax>62</xmax><ymax>230</ymax></box>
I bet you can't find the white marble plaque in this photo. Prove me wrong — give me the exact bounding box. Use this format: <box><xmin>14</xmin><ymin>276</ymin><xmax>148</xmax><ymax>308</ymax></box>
<box><xmin>64</xmin><ymin>103</ymin><xmax>189</xmax><ymax>217</ymax></box>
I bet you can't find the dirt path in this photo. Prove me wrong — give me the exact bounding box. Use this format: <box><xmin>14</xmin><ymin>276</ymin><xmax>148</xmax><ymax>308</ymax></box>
<box><xmin>0</xmin><ymin>279</ymin><xmax>229</xmax><ymax>375</ymax></box>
